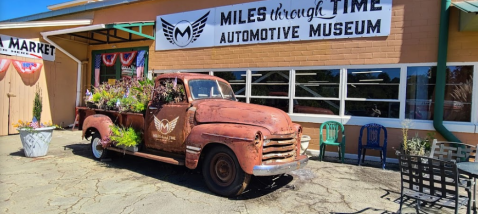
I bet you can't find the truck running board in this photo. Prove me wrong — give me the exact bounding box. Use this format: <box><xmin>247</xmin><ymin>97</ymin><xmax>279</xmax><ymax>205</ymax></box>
<box><xmin>106</xmin><ymin>147</ymin><xmax>185</xmax><ymax>165</ymax></box>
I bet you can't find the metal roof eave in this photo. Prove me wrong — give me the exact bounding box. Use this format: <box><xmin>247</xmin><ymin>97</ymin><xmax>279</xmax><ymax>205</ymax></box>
<box><xmin>0</xmin><ymin>19</ymin><xmax>92</xmax><ymax>29</ymax></box>
<box><xmin>452</xmin><ymin>1</ymin><xmax>478</xmax><ymax>13</ymax></box>
<box><xmin>41</xmin><ymin>21</ymin><xmax>155</xmax><ymax>44</ymax></box>
<box><xmin>2</xmin><ymin>0</ymin><xmax>142</xmax><ymax>22</ymax></box>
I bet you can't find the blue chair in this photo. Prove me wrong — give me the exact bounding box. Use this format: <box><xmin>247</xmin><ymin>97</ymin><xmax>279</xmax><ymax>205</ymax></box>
<box><xmin>319</xmin><ymin>121</ymin><xmax>346</xmax><ymax>163</ymax></box>
<box><xmin>358</xmin><ymin>123</ymin><xmax>388</xmax><ymax>169</ymax></box>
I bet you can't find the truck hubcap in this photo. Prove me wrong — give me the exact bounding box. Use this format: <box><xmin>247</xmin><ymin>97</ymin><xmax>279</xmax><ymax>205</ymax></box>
<box><xmin>92</xmin><ymin>138</ymin><xmax>103</xmax><ymax>158</ymax></box>
<box><xmin>210</xmin><ymin>153</ymin><xmax>235</xmax><ymax>186</ymax></box>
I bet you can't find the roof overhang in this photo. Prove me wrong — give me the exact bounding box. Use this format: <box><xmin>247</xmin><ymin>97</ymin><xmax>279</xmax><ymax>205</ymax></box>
<box><xmin>41</xmin><ymin>21</ymin><xmax>155</xmax><ymax>45</ymax></box>
<box><xmin>0</xmin><ymin>19</ymin><xmax>92</xmax><ymax>29</ymax></box>
<box><xmin>452</xmin><ymin>1</ymin><xmax>478</xmax><ymax>31</ymax></box>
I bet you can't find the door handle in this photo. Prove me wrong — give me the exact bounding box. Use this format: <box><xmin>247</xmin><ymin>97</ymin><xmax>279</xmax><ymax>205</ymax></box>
<box><xmin>7</xmin><ymin>93</ymin><xmax>16</xmax><ymax>97</ymax></box>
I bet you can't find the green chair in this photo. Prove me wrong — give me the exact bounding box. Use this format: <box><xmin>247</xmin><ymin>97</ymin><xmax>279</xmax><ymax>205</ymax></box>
<box><xmin>319</xmin><ymin>121</ymin><xmax>346</xmax><ymax>163</ymax></box>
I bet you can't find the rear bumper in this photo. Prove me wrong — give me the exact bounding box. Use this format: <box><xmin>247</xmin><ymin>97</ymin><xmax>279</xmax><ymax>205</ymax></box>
<box><xmin>252</xmin><ymin>155</ymin><xmax>308</xmax><ymax>176</ymax></box>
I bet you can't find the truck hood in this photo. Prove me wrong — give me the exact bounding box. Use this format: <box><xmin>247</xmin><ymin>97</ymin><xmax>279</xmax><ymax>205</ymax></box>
<box><xmin>194</xmin><ymin>99</ymin><xmax>294</xmax><ymax>135</ymax></box>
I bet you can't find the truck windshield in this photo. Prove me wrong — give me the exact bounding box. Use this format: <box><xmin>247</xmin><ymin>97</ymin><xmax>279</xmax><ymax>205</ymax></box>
<box><xmin>189</xmin><ymin>79</ymin><xmax>236</xmax><ymax>100</ymax></box>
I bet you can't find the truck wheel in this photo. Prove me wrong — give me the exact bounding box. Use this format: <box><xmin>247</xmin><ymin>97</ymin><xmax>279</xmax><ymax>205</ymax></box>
<box><xmin>90</xmin><ymin>133</ymin><xmax>108</xmax><ymax>160</ymax></box>
<box><xmin>202</xmin><ymin>146</ymin><xmax>251</xmax><ymax>197</ymax></box>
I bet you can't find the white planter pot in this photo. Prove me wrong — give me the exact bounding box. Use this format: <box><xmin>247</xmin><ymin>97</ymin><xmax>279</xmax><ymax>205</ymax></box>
<box><xmin>300</xmin><ymin>135</ymin><xmax>311</xmax><ymax>155</ymax></box>
<box><xmin>17</xmin><ymin>127</ymin><xmax>55</xmax><ymax>157</ymax></box>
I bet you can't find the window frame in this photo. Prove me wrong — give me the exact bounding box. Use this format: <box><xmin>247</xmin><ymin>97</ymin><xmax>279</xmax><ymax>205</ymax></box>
<box><xmin>154</xmin><ymin>61</ymin><xmax>478</xmax><ymax>133</ymax></box>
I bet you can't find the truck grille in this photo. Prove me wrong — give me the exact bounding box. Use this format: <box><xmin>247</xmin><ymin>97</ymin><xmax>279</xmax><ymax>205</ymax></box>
<box><xmin>262</xmin><ymin>138</ymin><xmax>297</xmax><ymax>164</ymax></box>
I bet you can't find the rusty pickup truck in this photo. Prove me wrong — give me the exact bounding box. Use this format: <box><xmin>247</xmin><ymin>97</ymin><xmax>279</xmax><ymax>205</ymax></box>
<box><xmin>79</xmin><ymin>73</ymin><xmax>308</xmax><ymax>197</ymax></box>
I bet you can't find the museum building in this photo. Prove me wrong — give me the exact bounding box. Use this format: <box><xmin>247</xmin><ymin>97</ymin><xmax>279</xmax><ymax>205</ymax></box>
<box><xmin>0</xmin><ymin>0</ymin><xmax>477</xmax><ymax>162</ymax></box>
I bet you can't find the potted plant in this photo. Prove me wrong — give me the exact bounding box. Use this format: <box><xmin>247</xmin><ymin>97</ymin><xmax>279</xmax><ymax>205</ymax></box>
<box><xmin>109</xmin><ymin>125</ymin><xmax>142</xmax><ymax>153</ymax></box>
<box><xmin>13</xmin><ymin>86</ymin><xmax>60</xmax><ymax>157</ymax></box>
<box><xmin>395</xmin><ymin>119</ymin><xmax>433</xmax><ymax>157</ymax></box>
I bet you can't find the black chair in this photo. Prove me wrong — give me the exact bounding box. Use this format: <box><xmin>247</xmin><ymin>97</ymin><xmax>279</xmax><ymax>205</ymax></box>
<box><xmin>429</xmin><ymin>139</ymin><xmax>477</xmax><ymax>210</ymax></box>
<box><xmin>398</xmin><ymin>155</ymin><xmax>472</xmax><ymax>214</ymax></box>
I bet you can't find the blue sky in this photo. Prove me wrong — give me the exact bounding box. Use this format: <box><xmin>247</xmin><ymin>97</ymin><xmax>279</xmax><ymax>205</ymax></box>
<box><xmin>0</xmin><ymin>0</ymin><xmax>71</xmax><ymax>21</ymax></box>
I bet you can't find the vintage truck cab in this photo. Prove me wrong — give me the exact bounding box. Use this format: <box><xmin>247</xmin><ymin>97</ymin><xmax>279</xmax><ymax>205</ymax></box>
<box><xmin>81</xmin><ymin>73</ymin><xmax>308</xmax><ymax>197</ymax></box>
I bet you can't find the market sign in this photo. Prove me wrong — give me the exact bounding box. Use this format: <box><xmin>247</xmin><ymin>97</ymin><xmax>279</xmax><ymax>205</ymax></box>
<box><xmin>0</xmin><ymin>34</ymin><xmax>56</xmax><ymax>61</ymax></box>
<box><xmin>155</xmin><ymin>0</ymin><xmax>392</xmax><ymax>50</ymax></box>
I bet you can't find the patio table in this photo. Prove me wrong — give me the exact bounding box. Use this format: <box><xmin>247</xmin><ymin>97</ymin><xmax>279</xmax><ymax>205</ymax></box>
<box><xmin>457</xmin><ymin>162</ymin><xmax>478</xmax><ymax>212</ymax></box>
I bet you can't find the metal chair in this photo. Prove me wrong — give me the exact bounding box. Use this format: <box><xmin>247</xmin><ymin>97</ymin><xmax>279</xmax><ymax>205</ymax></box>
<box><xmin>319</xmin><ymin>121</ymin><xmax>346</xmax><ymax>163</ymax></box>
<box><xmin>429</xmin><ymin>139</ymin><xmax>477</xmax><ymax>163</ymax></box>
<box><xmin>398</xmin><ymin>155</ymin><xmax>472</xmax><ymax>214</ymax></box>
<box><xmin>429</xmin><ymin>139</ymin><xmax>477</xmax><ymax>211</ymax></box>
<box><xmin>357</xmin><ymin>123</ymin><xmax>388</xmax><ymax>169</ymax></box>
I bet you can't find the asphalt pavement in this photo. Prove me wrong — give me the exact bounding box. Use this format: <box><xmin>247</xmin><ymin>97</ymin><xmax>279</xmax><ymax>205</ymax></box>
<box><xmin>0</xmin><ymin>130</ymin><xmax>470</xmax><ymax>214</ymax></box>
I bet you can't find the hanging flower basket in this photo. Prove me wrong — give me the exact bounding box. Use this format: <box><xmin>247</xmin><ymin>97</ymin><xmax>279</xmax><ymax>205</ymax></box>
<box><xmin>17</xmin><ymin>127</ymin><xmax>55</xmax><ymax>157</ymax></box>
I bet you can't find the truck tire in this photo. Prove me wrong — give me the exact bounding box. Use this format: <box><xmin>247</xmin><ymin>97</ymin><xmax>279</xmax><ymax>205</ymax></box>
<box><xmin>202</xmin><ymin>146</ymin><xmax>251</xmax><ymax>197</ymax></box>
<box><xmin>90</xmin><ymin>133</ymin><xmax>108</xmax><ymax>160</ymax></box>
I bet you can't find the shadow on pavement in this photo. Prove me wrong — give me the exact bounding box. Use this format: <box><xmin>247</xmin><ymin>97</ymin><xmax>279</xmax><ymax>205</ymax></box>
<box><xmin>64</xmin><ymin>143</ymin><xmax>295</xmax><ymax>199</ymax></box>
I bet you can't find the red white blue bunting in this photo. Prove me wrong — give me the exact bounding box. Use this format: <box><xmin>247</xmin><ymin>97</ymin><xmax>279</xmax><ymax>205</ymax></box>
<box><xmin>12</xmin><ymin>60</ymin><xmax>43</xmax><ymax>74</ymax></box>
<box><xmin>0</xmin><ymin>58</ymin><xmax>11</xmax><ymax>73</ymax></box>
<box><xmin>101</xmin><ymin>53</ymin><xmax>118</xmax><ymax>66</ymax></box>
<box><xmin>120</xmin><ymin>51</ymin><xmax>137</xmax><ymax>66</ymax></box>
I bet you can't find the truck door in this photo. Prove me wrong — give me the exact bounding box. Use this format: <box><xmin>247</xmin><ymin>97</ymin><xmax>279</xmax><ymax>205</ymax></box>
<box><xmin>144</xmin><ymin>78</ymin><xmax>189</xmax><ymax>154</ymax></box>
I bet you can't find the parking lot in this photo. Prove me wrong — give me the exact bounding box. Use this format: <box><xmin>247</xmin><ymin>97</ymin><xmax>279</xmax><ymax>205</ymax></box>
<box><xmin>0</xmin><ymin>130</ymin><xmax>469</xmax><ymax>214</ymax></box>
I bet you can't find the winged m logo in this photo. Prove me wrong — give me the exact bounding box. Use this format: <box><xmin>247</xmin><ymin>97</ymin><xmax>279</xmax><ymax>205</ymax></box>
<box><xmin>154</xmin><ymin>116</ymin><xmax>179</xmax><ymax>135</ymax></box>
<box><xmin>161</xmin><ymin>11</ymin><xmax>210</xmax><ymax>47</ymax></box>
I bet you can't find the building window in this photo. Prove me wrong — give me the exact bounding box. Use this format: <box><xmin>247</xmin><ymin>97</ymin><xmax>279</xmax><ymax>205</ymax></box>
<box><xmin>213</xmin><ymin>71</ymin><xmax>247</xmax><ymax>97</ymax></box>
<box><xmin>249</xmin><ymin>70</ymin><xmax>290</xmax><ymax>111</ymax></box>
<box><xmin>345</xmin><ymin>68</ymin><xmax>401</xmax><ymax>118</ymax></box>
<box><xmin>406</xmin><ymin>66</ymin><xmax>474</xmax><ymax>122</ymax></box>
<box><xmin>294</xmin><ymin>69</ymin><xmax>341</xmax><ymax>115</ymax></box>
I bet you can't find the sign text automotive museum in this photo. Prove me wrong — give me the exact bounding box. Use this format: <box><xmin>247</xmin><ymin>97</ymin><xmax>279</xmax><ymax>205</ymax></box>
<box><xmin>156</xmin><ymin>0</ymin><xmax>392</xmax><ymax>50</ymax></box>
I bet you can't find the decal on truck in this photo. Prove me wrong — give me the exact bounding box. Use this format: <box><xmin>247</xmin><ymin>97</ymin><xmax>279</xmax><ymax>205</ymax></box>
<box><xmin>154</xmin><ymin>116</ymin><xmax>179</xmax><ymax>135</ymax></box>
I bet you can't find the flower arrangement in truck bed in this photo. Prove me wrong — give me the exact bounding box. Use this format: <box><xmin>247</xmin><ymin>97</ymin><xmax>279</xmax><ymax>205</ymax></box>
<box><xmin>85</xmin><ymin>78</ymin><xmax>154</xmax><ymax>113</ymax></box>
<box><xmin>85</xmin><ymin>77</ymin><xmax>185</xmax><ymax>112</ymax></box>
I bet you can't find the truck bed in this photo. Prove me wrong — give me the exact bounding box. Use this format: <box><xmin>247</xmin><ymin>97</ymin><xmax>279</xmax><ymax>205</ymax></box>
<box><xmin>77</xmin><ymin>107</ymin><xmax>144</xmax><ymax>131</ymax></box>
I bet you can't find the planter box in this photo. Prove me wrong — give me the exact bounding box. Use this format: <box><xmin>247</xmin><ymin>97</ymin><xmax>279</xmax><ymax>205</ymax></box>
<box><xmin>17</xmin><ymin>127</ymin><xmax>55</xmax><ymax>157</ymax></box>
<box><xmin>115</xmin><ymin>144</ymin><xmax>139</xmax><ymax>153</ymax></box>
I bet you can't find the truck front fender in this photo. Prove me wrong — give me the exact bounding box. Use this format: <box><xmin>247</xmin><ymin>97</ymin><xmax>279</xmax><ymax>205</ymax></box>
<box><xmin>82</xmin><ymin>114</ymin><xmax>114</xmax><ymax>141</ymax></box>
<box><xmin>185</xmin><ymin>124</ymin><xmax>270</xmax><ymax>174</ymax></box>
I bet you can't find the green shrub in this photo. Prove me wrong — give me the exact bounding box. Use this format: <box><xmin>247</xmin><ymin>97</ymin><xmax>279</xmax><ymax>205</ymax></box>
<box><xmin>110</xmin><ymin>125</ymin><xmax>142</xmax><ymax>147</ymax></box>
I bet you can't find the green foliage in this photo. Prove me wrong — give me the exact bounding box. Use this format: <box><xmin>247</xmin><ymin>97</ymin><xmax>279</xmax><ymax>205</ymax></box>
<box><xmin>33</xmin><ymin>86</ymin><xmax>42</xmax><ymax>122</ymax></box>
<box><xmin>110</xmin><ymin>125</ymin><xmax>142</xmax><ymax>147</ymax></box>
<box><xmin>92</xmin><ymin>93</ymin><xmax>101</xmax><ymax>102</ymax></box>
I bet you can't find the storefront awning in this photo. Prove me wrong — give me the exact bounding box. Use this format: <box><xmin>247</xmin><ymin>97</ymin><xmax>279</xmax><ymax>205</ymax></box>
<box><xmin>452</xmin><ymin>1</ymin><xmax>478</xmax><ymax>13</ymax></box>
<box><xmin>452</xmin><ymin>1</ymin><xmax>478</xmax><ymax>31</ymax></box>
<box><xmin>41</xmin><ymin>21</ymin><xmax>155</xmax><ymax>45</ymax></box>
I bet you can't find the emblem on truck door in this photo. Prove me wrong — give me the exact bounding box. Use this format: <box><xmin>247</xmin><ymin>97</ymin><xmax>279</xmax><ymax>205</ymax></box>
<box><xmin>154</xmin><ymin>116</ymin><xmax>179</xmax><ymax>135</ymax></box>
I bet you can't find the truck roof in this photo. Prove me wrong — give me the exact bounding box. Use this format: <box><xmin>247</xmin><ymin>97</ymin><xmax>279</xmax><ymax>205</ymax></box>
<box><xmin>155</xmin><ymin>73</ymin><xmax>227</xmax><ymax>83</ymax></box>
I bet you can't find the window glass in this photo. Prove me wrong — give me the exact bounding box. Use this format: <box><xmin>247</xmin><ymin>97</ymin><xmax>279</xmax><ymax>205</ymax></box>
<box><xmin>250</xmin><ymin>98</ymin><xmax>289</xmax><ymax>113</ymax></box>
<box><xmin>188</xmin><ymin>79</ymin><xmax>236</xmax><ymax>101</ymax></box>
<box><xmin>347</xmin><ymin>68</ymin><xmax>400</xmax><ymax>99</ymax></box>
<box><xmin>251</xmin><ymin>70</ymin><xmax>289</xmax><ymax>96</ymax></box>
<box><xmin>293</xmin><ymin>100</ymin><xmax>339</xmax><ymax>115</ymax></box>
<box><xmin>295</xmin><ymin>69</ymin><xmax>340</xmax><ymax>98</ymax></box>
<box><xmin>345</xmin><ymin>101</ymin><xmax>400</xmax><ymax>118</ymax></box>
<box><xmin>406</xmin><ymin>66</ymin><xmax>473</xmax><ymax>122</ymax></box>
<box><xmin>213</xmin><ymin>71</ymin><xmax>246</xmax><ymax>96</ymax></box>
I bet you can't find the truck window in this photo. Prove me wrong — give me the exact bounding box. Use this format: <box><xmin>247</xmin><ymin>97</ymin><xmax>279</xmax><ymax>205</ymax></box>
<box><xmin>152</xmin><ymin>78</ymin><xmax>186</xmax><ymax>105</ymax></box>
<box><xmin>189</xmin><ymin>79</ymin><xmax>236</xmax><ymax>101</ymax></box>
